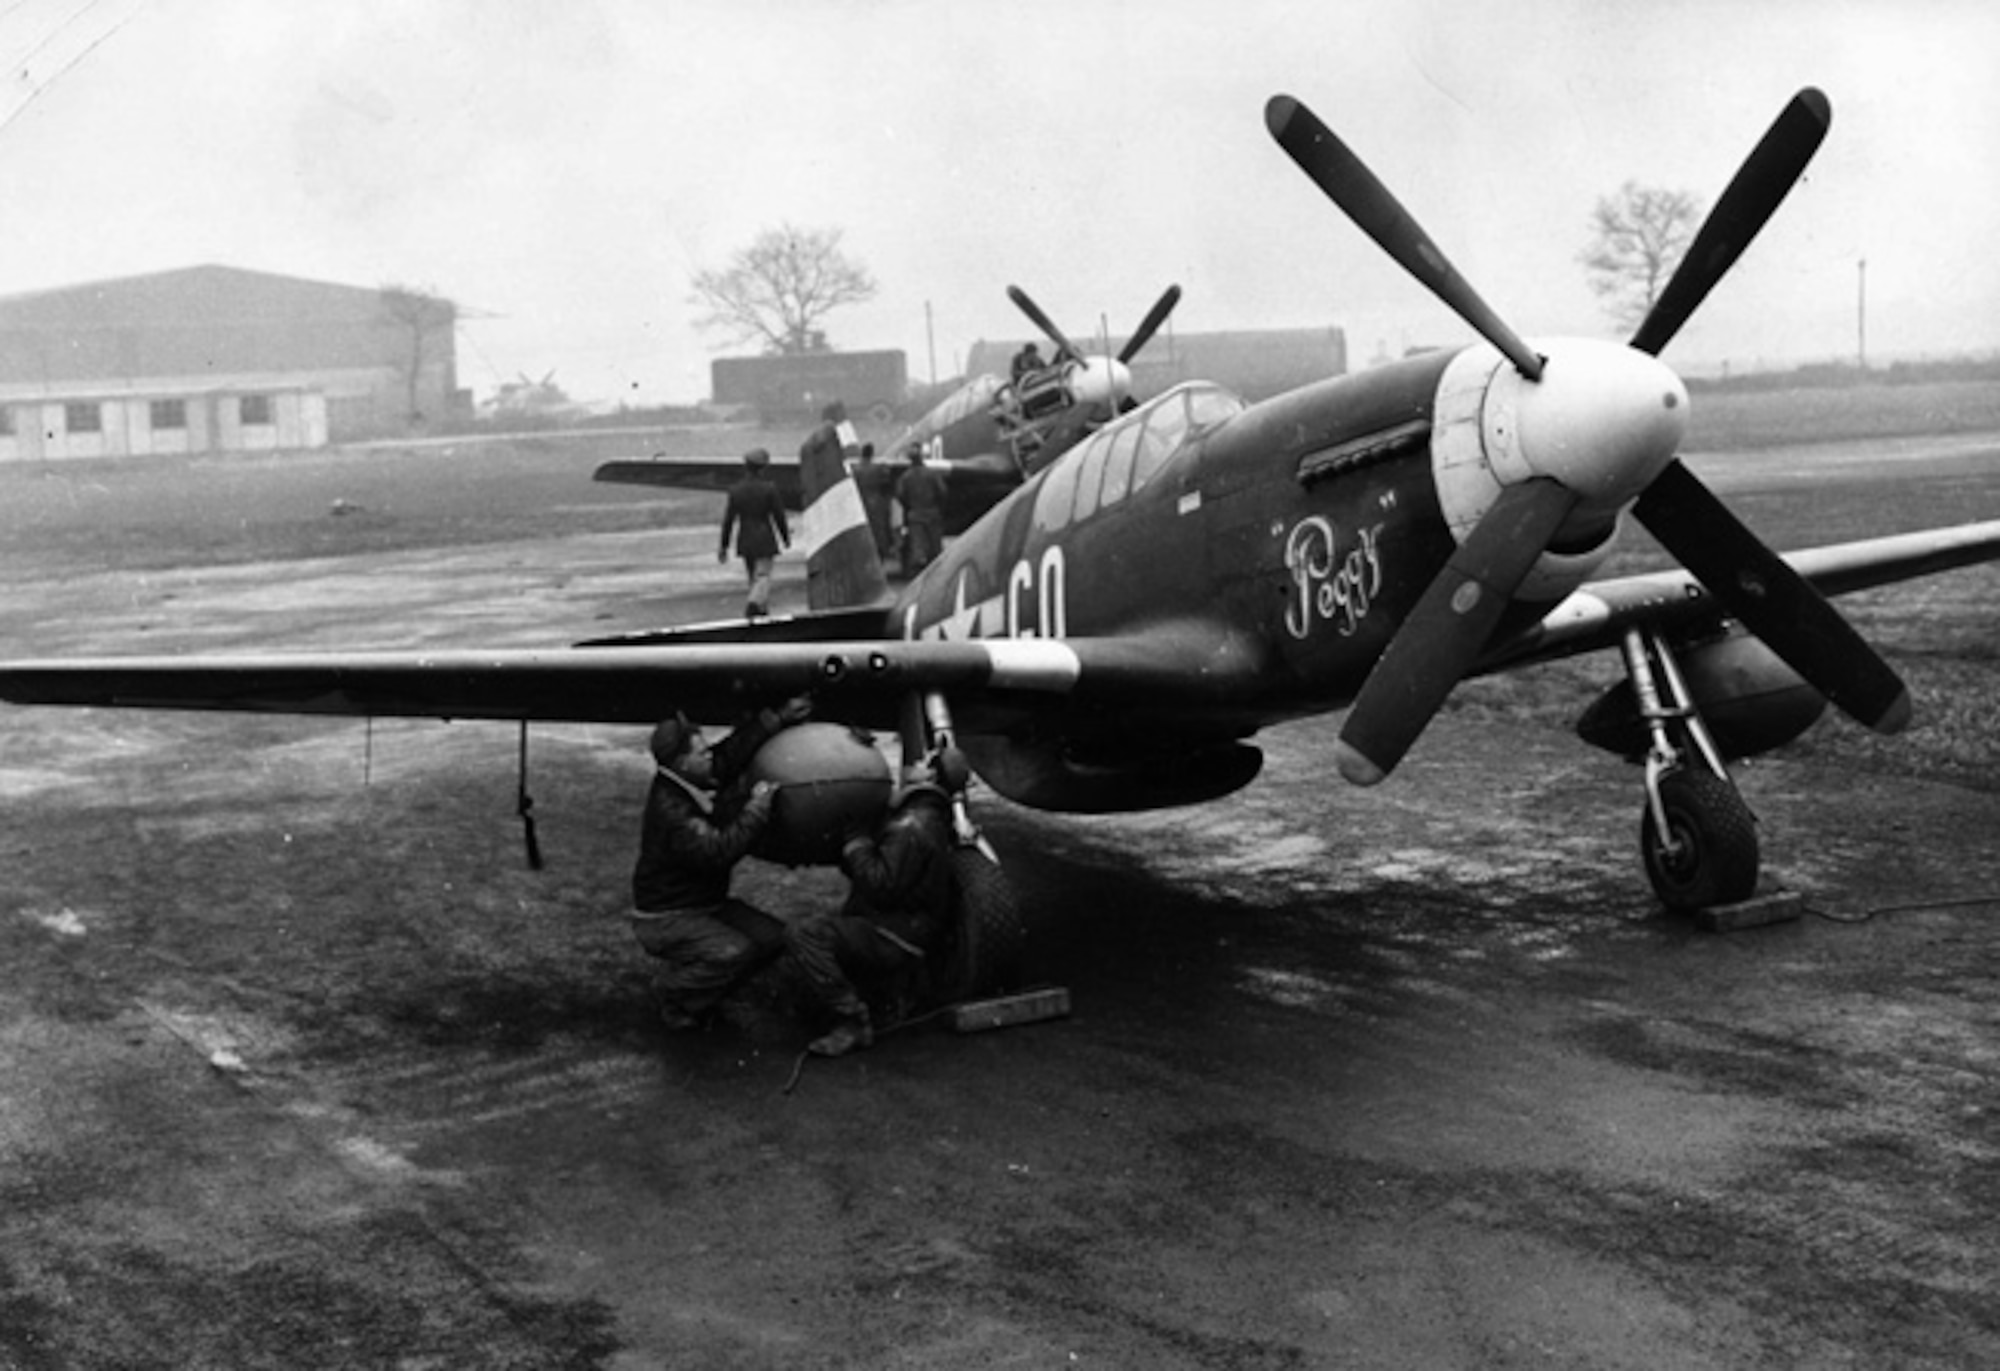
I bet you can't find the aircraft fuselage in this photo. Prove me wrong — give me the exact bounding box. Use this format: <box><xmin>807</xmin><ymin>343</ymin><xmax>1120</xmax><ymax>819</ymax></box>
<box><xmin>890</xmin><ymin>341</ymin><xmax>1651</xmax><ymax>759</ymax></box>
<box><xmin>895</xmin><ymin>353</ymin><xmax>1458</xmax><ymax>714</ymax></box>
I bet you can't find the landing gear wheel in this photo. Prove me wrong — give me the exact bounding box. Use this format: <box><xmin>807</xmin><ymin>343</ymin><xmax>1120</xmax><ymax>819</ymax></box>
<box><xmin>937</xmin><ymin>846</ymin><xmax>1026</xmax><ymax>1001</ymax></box>
<box><xmin>1640</xmin><ymin>767</ymin><xmax>1760</xmax><ymax>912</ymax></box>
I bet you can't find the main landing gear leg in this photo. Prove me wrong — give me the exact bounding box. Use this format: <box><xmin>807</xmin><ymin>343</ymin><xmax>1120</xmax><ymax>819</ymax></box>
<box><xmin>1620</xmin><ymin>628</ymin><xmax>1761</xmax><ymax>912</ymax></box>
<box><xmin>899</xmin><ymin>691</ymin><xmax>1025</xmax><ymax>998</ymax></box>
<box><xmin>900</xmin><ymin>691</ymin><xmax>992</xmax><ymax>858</ymax></box>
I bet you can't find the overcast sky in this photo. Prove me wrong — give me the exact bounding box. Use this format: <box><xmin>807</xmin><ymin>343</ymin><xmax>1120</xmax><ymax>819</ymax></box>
<box><xmin>3</xmin><ymin>0</ymin><xmax>1995</xmax><ymax>404</ymax></box>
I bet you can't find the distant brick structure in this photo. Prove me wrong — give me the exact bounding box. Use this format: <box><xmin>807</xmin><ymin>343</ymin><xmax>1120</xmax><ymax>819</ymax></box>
<box><xmin>711</xmin><ymin>350</ymin><xmax>908</xmax><ymax>424</ymax></box>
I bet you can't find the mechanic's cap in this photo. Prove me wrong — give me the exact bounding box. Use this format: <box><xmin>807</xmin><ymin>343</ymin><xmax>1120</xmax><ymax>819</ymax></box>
<box><xmin>649</xmin><ymin>713</ymin><xmax>699</xmax><ymax>767</ymax></box>
<box><xmin>742</xmin><ymin>446</ymin><xmax>770</xmax><ymax>468</ymax></box>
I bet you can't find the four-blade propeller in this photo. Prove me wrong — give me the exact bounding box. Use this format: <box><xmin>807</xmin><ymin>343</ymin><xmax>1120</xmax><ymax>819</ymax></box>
<box><xmin>1266</xmin><ymin>87</ymin><xmax>1910</xmax><ymax>785</ymax></box>
<box><xmin>1007</xmin><ymin>283</ymin><xmax>1086</xmax><ymax>363</ymax></box>
<box><xmin>1118</xmin><ymin>283</ymin><xmax>1183</xmax><ymax>364</ymax></box>
<box><xmin>1006</xmin><ymin>282</ymin><xmax>1184</xmax><ymax>406</ymax></box>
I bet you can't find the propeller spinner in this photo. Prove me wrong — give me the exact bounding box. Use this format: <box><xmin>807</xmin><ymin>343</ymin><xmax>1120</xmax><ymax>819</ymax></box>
<box><xmin>1265</xmin><ymin>88</ymin><xmax>1909</xmax><ymax>785</ymax></box>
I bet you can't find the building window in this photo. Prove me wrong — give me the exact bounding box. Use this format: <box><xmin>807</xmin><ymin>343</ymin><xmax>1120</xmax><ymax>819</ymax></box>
<box><xmin>150</xmin><ymin>399</ymin><xmax>187</xmax><ymax>430</ymax></box>
<box><xmin>240</xmin><ymin>394</ymin><xmax>272</xmax><ymax>425</ymax></box>
<box><xmin>65</xmin><ymin>401</ymin><xmax>102</xmax><ymax>434</ymax></box>
<box><xmin>0</xmin><ymin>407</ymin><xmax>13</xmax><ymax>437</ymax></box>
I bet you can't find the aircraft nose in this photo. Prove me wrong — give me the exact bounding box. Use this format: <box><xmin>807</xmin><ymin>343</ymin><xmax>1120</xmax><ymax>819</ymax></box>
<box><xmin>1068</xmin><ymin>357</ymin><xmax>1131</xmax><ymax>408</ymax></box>
<box><xmin>1495</xmin><ymin>339</ymin><xmax>1688</xmax><ymax>510</ymax></box>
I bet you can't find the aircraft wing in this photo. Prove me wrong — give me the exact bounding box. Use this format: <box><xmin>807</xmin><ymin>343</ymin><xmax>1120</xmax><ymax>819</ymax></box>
<box><xmin>595</xmin><ymin>456</ymin><xmax>808</xmax><ymax>508</ymax></box>
<box><xmin>1481</xmin><ymin>519</ymin><xmax>2000</xmax><ymax>675</ymax></box>
<box><xmin>597</xmin><ymin>454</ymin><xmax>1019</xmax><ymax>534</ymax></box>
<box><xmin>0</xmin><ymin>620</ymin><xmax>1265</xmax><ymax>730</ymax></box>
<box><xmin>9</xmin><ymin>523</ymin><xmax>1990</xmax><ymax>732</ymax></box>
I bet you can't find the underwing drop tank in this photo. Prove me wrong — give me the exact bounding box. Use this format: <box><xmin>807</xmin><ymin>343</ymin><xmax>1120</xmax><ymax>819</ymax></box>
<box><xmin>1576</xmin><ymin>627</ymin><xmax>1828</xmax><ymax>761</ymax></box>
<box><xmin>746</xmin><ymin>722</ymin><xmax>894</xmax><ymax>866</ymax></box>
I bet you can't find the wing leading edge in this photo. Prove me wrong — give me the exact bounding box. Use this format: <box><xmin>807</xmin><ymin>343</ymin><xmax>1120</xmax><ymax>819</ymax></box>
<box><xmin>1481</xmin><ymin>519</ymin><xmax>2000</xmax><ymax>677</ymax></box>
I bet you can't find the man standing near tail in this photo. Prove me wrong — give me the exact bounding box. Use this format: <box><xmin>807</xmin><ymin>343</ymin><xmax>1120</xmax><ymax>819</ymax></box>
<box><xmin>720</xmin><ymin>446</ymin><xmax>789</xmax><ymax>618</ymax></box>
<box><xmin>895</xmin><ymin>442</ymin><xmax>947</xmax><ymax>577</ymax></box>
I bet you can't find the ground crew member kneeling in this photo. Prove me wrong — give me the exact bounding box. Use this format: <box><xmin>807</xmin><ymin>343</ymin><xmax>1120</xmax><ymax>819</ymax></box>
<box><xmin>630</xmin><ymin>696</ymin><xmax>810</xmax><ymax>1029</ymax></box>
<box><xmin>786</xmin><ymin>752</ymin><xmax>961</xmax><ymax>1057</ymax></box>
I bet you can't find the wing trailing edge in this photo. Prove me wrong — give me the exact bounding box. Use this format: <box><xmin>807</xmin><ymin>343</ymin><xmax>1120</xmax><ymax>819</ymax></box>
<box><xmin>593</xmin><ymin>456</ymin><xmax>806</xmax><ymax>505</ymax></box>
<box><xmin>0</xmin><ymin>619</ymin><xmax>1269</xmax><ymax>729</ymax></box>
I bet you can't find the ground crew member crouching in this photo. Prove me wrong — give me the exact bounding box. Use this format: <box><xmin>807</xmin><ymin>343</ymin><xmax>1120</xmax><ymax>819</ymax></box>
<box><xmin>630</xmin><ymin>696</ymin><xmax>810</xmax><ymax>1029</ymax></box>
<box><xmin>786</xmin><ymin>753</ymin><xmax>960</xmax><ymax>1057</ymax></box>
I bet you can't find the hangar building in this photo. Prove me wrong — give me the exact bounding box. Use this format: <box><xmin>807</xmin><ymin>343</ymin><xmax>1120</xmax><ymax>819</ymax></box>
<box><xmin>0</xmin><ymin>266</ymin><xmax>460</xmax><ymax>461</ymax></box>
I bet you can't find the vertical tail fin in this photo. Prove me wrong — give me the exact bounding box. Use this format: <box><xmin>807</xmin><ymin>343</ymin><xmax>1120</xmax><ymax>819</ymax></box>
<box><xmin>798</xmin><ymin>437</ymin><xmax>891</xmax><ymax>611</ymax></box>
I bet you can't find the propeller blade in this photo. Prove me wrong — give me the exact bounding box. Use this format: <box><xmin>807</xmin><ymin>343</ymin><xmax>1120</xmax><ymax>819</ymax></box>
<box><xmin>1629</xmin><ymin>88</ymin><xmax>1831</xmax><ymax>357</ymax></box>
<box><xmin>1632</xmin><ymin>459</ymin><xmax>1910</xmax><ymax>733</ymax></box>
<box><xmin>1337</xmin><ymin>479</ymin><xmax>1579</xmax><ymax>784</ymax></box>
<box><xmin>1006</xmin><ymin>285</ymin><xmax>1083</xmax><ymax>361</ymax></box>
<box><xmin>1117</xmin><ymin>284</ymin><xmax>1183</xmax><ymax>364</ymax></box>
<box><xmin>1266</xmin><ymin>94</ymin><xmax>1543</xmax><ymax>382</ymax></box>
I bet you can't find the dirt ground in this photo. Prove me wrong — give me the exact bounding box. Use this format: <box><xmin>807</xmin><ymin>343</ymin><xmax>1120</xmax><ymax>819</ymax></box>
<box><xmin>1</xmin><ymin>430</ymin><xmax>1998</xmax><ymax>1369</ymax></box>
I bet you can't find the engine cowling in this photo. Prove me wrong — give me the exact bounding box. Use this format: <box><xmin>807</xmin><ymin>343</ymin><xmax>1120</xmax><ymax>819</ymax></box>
<box><xmin>1429</xmin><ymin>340</ymin><xmax>1690</xmax><ymax>604</ymax></box>
<box><xmin>746</xmin><ymin>723</ymin><xmax>893</xmax><ymax>866</ymax></box>
<box><xmin>1576</xmin><ymin>627</ymin><xmax>1828</xmax><ymax>761</ymax></box>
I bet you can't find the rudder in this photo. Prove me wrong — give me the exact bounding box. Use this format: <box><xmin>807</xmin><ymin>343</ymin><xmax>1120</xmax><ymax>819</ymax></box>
<box><xmin>798</xmin><ymin>428</ymin><xmax>891</xmax><ymax>611</ymax></box>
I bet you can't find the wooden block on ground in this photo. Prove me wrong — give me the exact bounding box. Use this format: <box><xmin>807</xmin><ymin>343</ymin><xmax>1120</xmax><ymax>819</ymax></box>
<box><xmin>1694</xmin><ymin>889</ymin><xmax>1805</xmax><ymax>932</ymax></box>
<box><xmin>949</xmin><ymin>988</ymin><xmax>1072</xmax><ymax>1033</ymax></box>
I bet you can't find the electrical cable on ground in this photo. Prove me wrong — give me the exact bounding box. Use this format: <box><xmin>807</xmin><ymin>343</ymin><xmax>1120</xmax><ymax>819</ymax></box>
<box><xmin>1806</xmin><ymin>893</ymin><xmax>2000</xmax><ymax>925</ymax></box>
<box><xmin>779</xmin><ymin>1001</ymin><xmax>961</xmax><ymax>1097</ymax></box>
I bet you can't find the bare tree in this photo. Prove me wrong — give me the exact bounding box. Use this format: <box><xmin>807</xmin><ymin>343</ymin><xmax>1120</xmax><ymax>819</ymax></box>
<box><xmin>1579</xmin><ymin>182</ymin><xmax>1703</xmax><ymax>332</ymax></box>
<box><xmin>690</xmin><ymin>224</ymin><xmax>877</xmax><ymax>355</ymax></box>
<box><xmin>378</xmin><ymin>283</ymin><xmax>455</xmax><ymax>425</ymax></box>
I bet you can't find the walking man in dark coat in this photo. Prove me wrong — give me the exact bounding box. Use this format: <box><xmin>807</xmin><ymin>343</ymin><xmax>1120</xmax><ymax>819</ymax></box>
<box><xmin>720</xmin><ymin>447</ymin><xmax>790</xmax><ymax>618</ymax></box>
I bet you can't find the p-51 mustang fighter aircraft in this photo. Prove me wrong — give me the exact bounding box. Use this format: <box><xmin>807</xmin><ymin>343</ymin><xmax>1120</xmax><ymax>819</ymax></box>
<box><xmin>592</xmin><ymin>283</ymin><xmax>1183</xmax><ymax>537</ymax></box>
<box><xmin>5</xmin><ymin>88</ymin><xmax>2000</xmax><ymax>922</ymax></box>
